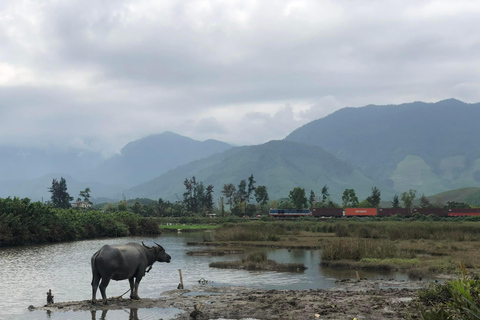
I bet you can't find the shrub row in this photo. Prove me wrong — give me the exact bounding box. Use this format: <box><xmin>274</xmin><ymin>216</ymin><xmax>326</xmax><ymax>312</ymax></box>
<box><xmin>0</xmin><ymin>197</ymin><xmax>160</xmax><ymax>246</ymax></box>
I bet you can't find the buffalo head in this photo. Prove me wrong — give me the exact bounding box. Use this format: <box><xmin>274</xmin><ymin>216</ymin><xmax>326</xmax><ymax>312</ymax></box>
<box><xmin>142</xmin><ymin>242</ymin><xmax>171</xmax><ymax>263</ymax></box>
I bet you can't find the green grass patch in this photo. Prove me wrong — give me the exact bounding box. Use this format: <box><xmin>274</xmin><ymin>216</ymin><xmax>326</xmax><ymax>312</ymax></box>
<box><xmin>159</xmin><ymin>224</ymin><xmax>218</xmax><ymax>230</ymax></box>
<box><xmin>209</xmin><ymin>251</ymin><xmax>306</xmax><ymax>272</ymax></box>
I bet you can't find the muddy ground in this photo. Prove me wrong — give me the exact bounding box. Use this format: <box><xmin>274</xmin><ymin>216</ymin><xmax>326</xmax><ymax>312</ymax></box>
<box><xmin>34</xmin><ymin>279</ymin><xmax>431</xmax><ymax>319</ymax></box>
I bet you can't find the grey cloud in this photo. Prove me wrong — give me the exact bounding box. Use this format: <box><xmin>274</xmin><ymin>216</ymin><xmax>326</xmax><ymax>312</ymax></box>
<box><xmin>1</xmin><ymin>0</ymin><xmax>480</xmax><ymax>153</ymax></box>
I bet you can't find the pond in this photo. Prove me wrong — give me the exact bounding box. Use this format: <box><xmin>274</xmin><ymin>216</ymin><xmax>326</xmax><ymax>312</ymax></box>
<box><xmin>0</xmin><ymin>232</ymin><xmax>408</xmax><ymax>319</ymax></box>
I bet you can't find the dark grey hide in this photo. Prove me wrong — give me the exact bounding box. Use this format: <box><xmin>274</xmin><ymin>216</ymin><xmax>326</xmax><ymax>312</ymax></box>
<box><xmin>91</xmin><ymin>242</ymin><xmax>171</xmax><ymax>304</ymax></box>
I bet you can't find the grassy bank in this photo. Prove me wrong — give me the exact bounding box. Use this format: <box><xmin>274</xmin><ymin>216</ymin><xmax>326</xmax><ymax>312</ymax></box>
<box><xmin>159</xmin><ymin>224</ymin><xmax>218</xmax><ymax>232</ymax></box>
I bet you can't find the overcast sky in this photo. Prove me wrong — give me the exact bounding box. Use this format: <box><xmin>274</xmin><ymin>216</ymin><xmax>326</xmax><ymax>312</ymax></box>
<box><xmin>1</xmin><ymin>0</ymin><xmax>480</xmax><ymax>156</ymax></box>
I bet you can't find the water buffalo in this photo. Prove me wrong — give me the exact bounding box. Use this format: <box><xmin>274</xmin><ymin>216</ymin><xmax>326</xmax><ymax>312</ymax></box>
<box><xmin>91</xmin><ymin>242</ymin><xmax>171</xmax><ymax>304</ymax></box>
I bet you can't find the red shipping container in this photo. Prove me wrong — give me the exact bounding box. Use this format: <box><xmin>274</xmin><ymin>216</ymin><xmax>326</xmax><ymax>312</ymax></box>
<box><xmin>345</xmin><ymin>208</ymin><xmax>377</xmax><ymax>216</ymax></box>
<box><xmin>448</xmin><ymin>212</ymin><xmax>480</xmax><ymax>217</ymax></box>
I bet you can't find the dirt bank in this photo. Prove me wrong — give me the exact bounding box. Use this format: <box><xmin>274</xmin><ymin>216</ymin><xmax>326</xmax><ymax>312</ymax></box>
<box><xmin>34</xmin><ymin>279</ymin><xmax>429</xmax><ymax>319</ymax></box>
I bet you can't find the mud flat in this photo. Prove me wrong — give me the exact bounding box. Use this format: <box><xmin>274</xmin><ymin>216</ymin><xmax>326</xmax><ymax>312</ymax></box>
<box><xmin>33</xmin><ymin>279</ymin><xmax>429</xmax><ymax>319</ymax></box>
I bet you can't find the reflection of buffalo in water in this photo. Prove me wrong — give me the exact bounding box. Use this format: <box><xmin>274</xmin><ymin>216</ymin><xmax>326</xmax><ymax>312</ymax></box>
<box><xmin>91</xmin><ymin>242</ymin><xmax>171</xmax><ymax>304</ymax></box>
<box><xmin>91</xmin><ymin>308</ymin><xmax>138</xmax><ymax>320</ymax></box>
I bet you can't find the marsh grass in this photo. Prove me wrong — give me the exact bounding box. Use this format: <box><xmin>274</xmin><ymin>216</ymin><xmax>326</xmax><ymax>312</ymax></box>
<box><xmin>214</xmin><ymin>223</ymin><xmax>284</xmax><ymax>241</ymax></box>
<box><xmin>209</xmin><ymin>251</ymin><xmax>306</xmax><ymax>272</ymax></box>
<box><xmin>211</xmin><ymin>220</ymin><xmax>480</xmax><ymax>276</ymax></box>
<box><xmin>320</xmin><ymin>238</ymin><xmax>413</xmax><ymax>261</ymax></box>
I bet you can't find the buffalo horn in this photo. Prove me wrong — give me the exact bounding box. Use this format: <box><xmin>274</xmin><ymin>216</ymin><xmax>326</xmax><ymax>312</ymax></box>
<box><xmin>142</xmin><ymin>241</ymin><xmax>151</xmax><ymax>249</ymax></box>
<box><xmin>154</xmin><ymin>242</ymin><xmax>164</xmax><ymax>249</ymax></box>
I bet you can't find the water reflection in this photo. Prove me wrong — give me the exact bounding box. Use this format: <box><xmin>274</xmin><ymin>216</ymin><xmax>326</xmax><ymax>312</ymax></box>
<box><xmin>90</xmin><ymin>308</ymin><xmax>136</xmax><ymax>320</ymax></box>
<box><xmin>1</xmin><ymin>232</ymin><xmax>411</xmax><ymax>320</ymax></box>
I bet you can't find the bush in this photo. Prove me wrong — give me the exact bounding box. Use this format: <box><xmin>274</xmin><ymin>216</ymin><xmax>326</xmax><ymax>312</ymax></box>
<box><xmin>417</xmin><ymin>266</ymin><xmax>480</xmax><ymax>320</ymax></box>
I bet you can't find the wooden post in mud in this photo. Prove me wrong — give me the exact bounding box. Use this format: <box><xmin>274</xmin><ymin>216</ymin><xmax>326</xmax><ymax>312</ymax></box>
<box><xmin>356</xmin><ymin>271</ymin><xmax>360</xmax><ymax>282</ymax></box>
<box><xmin>178</xmin><ymin>269</ymin><xmax>184</xmax><ymax>289</ymax></box>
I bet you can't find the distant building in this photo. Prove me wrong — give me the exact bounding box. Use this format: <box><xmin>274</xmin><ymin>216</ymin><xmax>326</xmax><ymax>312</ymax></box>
<box><xmin>74</xmin><ymin>198</ymin><xmax>92</xmax><ymax>210</ymax></box>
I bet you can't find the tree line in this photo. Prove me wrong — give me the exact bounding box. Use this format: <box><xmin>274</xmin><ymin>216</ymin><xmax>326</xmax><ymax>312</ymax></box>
<box><xmin>0</xmin><ymin>197</ymin><xmax>160</xmax><ymax>247</ymax></box>
<box><xmin>45</xmin><ymin>176</ymin><xmax>471</xmax><ymax>219</ymax></box>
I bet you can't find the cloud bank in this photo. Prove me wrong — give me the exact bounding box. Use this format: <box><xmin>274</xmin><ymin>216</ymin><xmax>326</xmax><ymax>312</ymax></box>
<box><xmin>1</xmin><ymin>0</ymin><xmax>479</xmax><ymax>155</ymax></box>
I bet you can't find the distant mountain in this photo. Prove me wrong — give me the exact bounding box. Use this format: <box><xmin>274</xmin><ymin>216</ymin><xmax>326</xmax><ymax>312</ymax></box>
<box><xmin>0</xmin><ymin>132</ymin><xmax>232</xmax><ymax>200</ymax></box>
<box><xmin>0</xmin><ymin>146</ymin><xmax>102</xmax><ymax>181</ymax></box>
<box><xmin>0</xmin><ymin>174</ymin><xmax>123</xmax><ymax>203</ymax></box>
<box><xmin>86</xmin><ymin>132</ymin><xmax>232</xmax><ymax>187</ymax></box>
<box><xmin>124</xmin><ymin>140</ymin><xmax>385</xmax><ymax>202</ymax></box>
<box><xmin>286</xmin><ymin>99</ymin><xmax>480</xmax><ymax>196</ymax></box>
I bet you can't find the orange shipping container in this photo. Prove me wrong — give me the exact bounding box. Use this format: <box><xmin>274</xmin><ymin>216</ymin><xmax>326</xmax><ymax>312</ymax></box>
<box><xmin>345</xmin><ymin>208</ymin><xmax>377</xmax><ymax>216</ymax></box>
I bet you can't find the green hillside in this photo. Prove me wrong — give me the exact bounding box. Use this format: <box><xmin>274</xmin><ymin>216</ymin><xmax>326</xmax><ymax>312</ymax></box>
<box><xmin>125</xmin><ymin>140</ymin><xmax>389</xmax><ymax>202</ymax></box>
<box><xmin>427</xmin><ymin>187</ymin><xmax>480</xmax><ymax>206</ymax></box>
<box><xmin>286</xmin><ymin>99</ymin><xmax>480</xmax><ymax>196</ymax></box>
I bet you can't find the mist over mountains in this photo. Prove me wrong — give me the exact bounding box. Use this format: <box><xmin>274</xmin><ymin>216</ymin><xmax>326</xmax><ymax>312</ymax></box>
<box><xmin>1</xmin><ymin>99</ymin><xmax>479</xmax><ymax>204</ymax></box>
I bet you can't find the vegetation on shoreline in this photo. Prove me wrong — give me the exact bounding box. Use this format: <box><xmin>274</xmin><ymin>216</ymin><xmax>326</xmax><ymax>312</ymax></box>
<box><xmin>0</xmin><ymin>197</ymin><xmax>160</xmax><ymax>246</ymax></box>
<box><xmin>209</xmin><ymin>251</ymin><xmax>306</xmax><ymax>272</ymax></box>
<box><xmin>416</xmin><ymin>266</ymin><xmax>480</xmax><ymax>319</ymax></box>
<box><xmin>207</xmin><ymin>220</ymin><xmax>480</xmax><ymax>277</ymax></box>
<box><xmin>159</xmin><ymin>224</ymin><xmax>218</xmax><ymax>231</ymax></box>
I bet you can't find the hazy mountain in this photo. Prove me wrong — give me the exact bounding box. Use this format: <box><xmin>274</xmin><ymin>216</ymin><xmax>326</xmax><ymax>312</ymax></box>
<box><xmin>0</xmin><ymin>174</ymin><xmax>123</xmax><ymax>203</ymax></box>
<box><xmin>86</xmin><ymin>131</ymin><xmax>232</xmax><ymax>187</ymax></box>
<box><xmin>125</xmin><ymin>140</ymin><xmax>384</xmax><ymax>203</ymax></box>
<box><xmin>285</xmin><ymin>99</ymin><xmax>480</xmax><ymax>196</ymax></box>
<box><xmin>0</xmin><ymin>146</ymin><xmax>102</xmax><ymax>181</ymax></box>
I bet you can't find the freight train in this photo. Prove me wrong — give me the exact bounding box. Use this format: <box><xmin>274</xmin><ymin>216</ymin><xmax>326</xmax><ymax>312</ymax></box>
<box><xmin>268</xmin><ymin>207</ymin><xmax>480</xmax><ymax>218</ymax></box>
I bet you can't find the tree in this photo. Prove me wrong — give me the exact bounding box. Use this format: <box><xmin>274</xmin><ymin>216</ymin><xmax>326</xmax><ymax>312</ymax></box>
<box><xmin>132</xmin><ymin>201</ymin><xmax>143</xmax><ymax>214</ymax></box>
<box><xmin>321</xmin><ymin>185</ymin><xmax>329</xmax><ymax>203</ymax></box>
<box><xmin>247</xmin><ymin>174</ymin><xmax>256</xmax><ymax>203</ymax></box>
<box><xmin>445</xmin><ymin>201</ymin><xmax>470</xmax><ymax>209</ymax></box>
<box><xmin>342</xmin><ymin>189</ymin><xmax>359</xmax><ymax>208</ymax></box>
<box><xmin>358</xmin><ymin>199</ymin><xmax>373</xmax><ymax>208</ymax></box>
<box><xmin>219</xmin><ymin>197</ymin><xmax>225</xmax><ymax>217</ymax></box>
<box><xmin>309</xmin><ymin>190</ymin><xmax>316</xmax><ymax>208</ymax></box>
<box><xmin>222</xmin><ymin>183</ymin><xmax>236</xmax><ymax>209</ymax></box>
<box><xmin>401</xmin><ymin>189</ymin><xmax>417</xmax><ymax>210</ymax></box>
<box><xmin>254</xmin><ymin>185</ymin><xmax>269</xmax><ymax>206</ymax></box>
<box><xmin>391</xmin><ymin>194</ymin><xmax>400</xmax><ymax>208</ymax></box>
<box><xmin>203</xmin><ymin>184</ymin><xmax>214</xmax><ymax>214</ymax></box>
<box><xmin>48</xmin><ymin>177</ymin><xmax>73</xmax><ymax>208</ymax></box>
<box><xmin>366</xmin><ymin>186</ymin><xmax>381</xmax><ymax>207</ymax></box>
<box><xmin>183</xmin><ymin>176</ymin><xmax>199</xmax><ymax>213</ymax></box>
<box><xmin>419</xmin><ymin>194</ymin><xmax>432</xmax><ymax>209</ymax></box>
<box><xmin>236</xmin><ymin>179</ymin><xmax>248</xmax><ymax>204</ymax></box>
<box><xmin>157</xmin><ymin>198</ymin><xmax>170</xmax><ymax>216</ymax></box>
<box><xmin>79</xmin><ymin>187</ymin><xmax>91</xmax><ymax>204</ymax></box>
<box><xmin>289</xmin><ymin>187</ymin><xmax>307</xmax><ymax>209</ymax></box>
<box><xmin>117</xmin><ymin>200</ymin><xmax>128</xmax><ymax>211</ymax></box>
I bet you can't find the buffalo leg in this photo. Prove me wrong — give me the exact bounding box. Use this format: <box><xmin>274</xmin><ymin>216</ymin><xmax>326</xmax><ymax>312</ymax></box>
<box><xmin>99</xmin><ymin>277</ymin><xmax>111</xmax><ymax>305</ymax></box>
<box><xmin>91</xmin><ymin>274</ymin><xmax>101</xmax><ymax>304</ymax></box>
<box><xmin>133</xmin><ymin>277</ymin><xmax>142</xmax><ymax>300</ymax></box>
<box><xmin>129</xmin><ymin>278</ymin><xmax>136</xmax><ymax>300</ymax></box>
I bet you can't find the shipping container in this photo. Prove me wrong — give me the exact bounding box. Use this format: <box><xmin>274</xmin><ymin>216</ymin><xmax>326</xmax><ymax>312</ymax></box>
<box><xmin>412</xmin><ymin>208</ymin><xmax>447</xmax><ymax>217</ymax></box>
<box><xmin>311</xmin><ymin>208</ymin><xmax>343</xmax><ymax>217</ymax></box>
<box><xmin>345</xmin><ymin>208</ymin><xmax>377</xmax><ymax>216</ymax></box>
<box><xmin>448</xmin><ymin>208</ymin><xmax>480</xmax><ymax>216</ymax></box>
<box><xmin>269</xmin><ymin>208</ymin><xmax>311</xmax><ymax>217</ymax></box>
<box><xmin>377</xmin><ymin>208</ymin><xmax>411</xmax><ymax>217</ymax></box>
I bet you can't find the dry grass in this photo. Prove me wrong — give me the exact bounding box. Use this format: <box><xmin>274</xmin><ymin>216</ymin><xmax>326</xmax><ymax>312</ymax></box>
<box><xmin>208</xmin><ymin>221</ymin><xmax>480</xmax><ymax>277</ymax></box>
<box><xmin>209</xmin><ymin>251</ymin><xmax>306</xmax><ymax>272</ymax></box>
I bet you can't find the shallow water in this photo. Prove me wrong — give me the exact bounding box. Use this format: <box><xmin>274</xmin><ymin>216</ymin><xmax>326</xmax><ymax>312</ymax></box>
<box><xmin>0</xmin><ymin>232</ymin><xmax>407</xmax><ymax>319</ymax></box>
